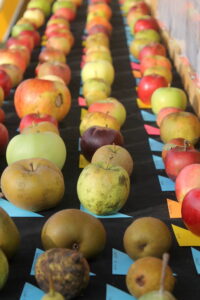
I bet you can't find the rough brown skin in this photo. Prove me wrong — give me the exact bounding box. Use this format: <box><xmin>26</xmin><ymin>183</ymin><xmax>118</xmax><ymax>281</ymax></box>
<box><xmin>41</xmin><ymin>208</ymin><xmax>106</xmax><ymax>259</ymax></box>
<box><xmin>35</xmin><ymin>248</ymin><xmax>90</xmax><ymax>299</ymax></box>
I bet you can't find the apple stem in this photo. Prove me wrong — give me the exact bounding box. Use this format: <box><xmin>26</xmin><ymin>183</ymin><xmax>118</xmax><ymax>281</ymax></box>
<box><xmin>159</xmin><ymin>252</ymin><xmax>170</xmax><ymax>295</ymax></box>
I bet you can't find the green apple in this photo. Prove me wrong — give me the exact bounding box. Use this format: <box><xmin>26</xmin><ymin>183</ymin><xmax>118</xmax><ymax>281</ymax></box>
<box><xmin>0</xmin><ymin>248</ymin><xmax>9</xmax><ymax>290</ymax></box>
<box><xmin>11</xmin><ymin>23</ymin><xmax>35</xmax><ymax>37</ymax></box>
<box><xmin>134</xmin><ymin>29</ymin><xmax>161</xmax><ymax>43</ymax></box>
<box><xmin>81</xmin><ymin>60</ymin><xmax>115</xmax><ymax>85</ymax></box>
<box><xmin>52</xmin><ymin>1</ymin><xmax>76</xmax><ymax>13</ymax></box>
<box><xmin>6</xmin><ymin>132</ymin><xmax>67</xmax><ymax>169</ymax></box>
<box><xmin>77</xmin><ymin>162</ymin><xmax>130</xmax><ymax>215</ymax></box>
<box><xmin>27</xmin><ymin>0</ymin><xmax>51</xmax><ymax>16</ymax></box>
<box><xmin>151</xmin><ymin>87</ymin><xmax>187</xmax><ymax>115</ymax></box>
<box><xmin>83</xmin><ymin>78</ymin><xmax>111</xmax><ymax>105</ymax></box>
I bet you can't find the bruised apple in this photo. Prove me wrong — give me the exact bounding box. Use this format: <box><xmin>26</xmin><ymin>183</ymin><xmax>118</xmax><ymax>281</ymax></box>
<box><xmin>0</xmin><ymin>157</ymin><xmax>65</xmax><ymax>212</ymax></box>
<box><xmin>14</xmin><ymin>78</ymin><xmax>71</xmax><ymax>121</ymax></box>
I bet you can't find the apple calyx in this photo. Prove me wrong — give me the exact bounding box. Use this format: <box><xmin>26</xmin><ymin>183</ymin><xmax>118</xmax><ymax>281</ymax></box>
<box><xmin>72</xmin><ymin>242</ymin><xmax>80</xmax><ymax>251</ymax></box>
<box><xmin>55</xmin><ymin>93</ymin><xmax>63</xmax><ymax>107</ymax></box>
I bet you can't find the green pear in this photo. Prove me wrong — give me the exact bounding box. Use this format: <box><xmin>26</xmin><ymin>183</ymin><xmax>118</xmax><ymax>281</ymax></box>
<box><xmin>0</xmin><ymin>248</ymin><xmax>9</xmax><ymax>290</ymax></box>
<box><xmin>0</xmin><ymin>208</ymin><xmax>20</xmax><ymax>259</ymax></box>
<box><xmin>138</xmin><ymin>290</ymin><xmax>177</xmax><ymax>300</ymax></box>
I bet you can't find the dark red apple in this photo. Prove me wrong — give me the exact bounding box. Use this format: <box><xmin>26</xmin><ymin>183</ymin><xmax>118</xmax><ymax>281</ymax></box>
<box><xmin>134</xmin><ymin>17</ymin><xmax>159</xmax><ymax>34</ymax></box>
<box><xmin>19</xmin><ymin>30</ymin><xmax>41</xmax><ymax>47</ymax></box>
<box><xmin>80</xmin><ymin>125</ymin><xmax>124</xmax><ymax>161</ymax></box>
<box><xmin>162</xmin><ymin>138</ymin><xmax>194</xmax><ymax>162</ymax></box>
<box><xmin>19</xmin><ymin>113</ymin><xmax>58</xmax><ymax>132</ymax></box>
<box><xmin>164</xmin><ymin>146</ymin><xmax>200</xmax><ymax>181</ymax></box>
<box><xmin>138</xmin><ymin>42</ymin><xmax>166</xmax><ymax>61</ymax></box>
<box><xmin>182</xmin><ymin>188</ymin><xmax>200</xmax><ymax>236</ymax></box>
<box><xmin>0</xmin><ymin>69</ymin><xmax>12</xmax><ymax>97</ymax></box>
<box><xmin>137</xmin><ymin>74</ymin><xmax>168</xmax><ymax>105</ymax></box>
<box><xmin>0</xmin><ymin>123</ymin><xmax>9</xmax><ymax>154</ymax></box>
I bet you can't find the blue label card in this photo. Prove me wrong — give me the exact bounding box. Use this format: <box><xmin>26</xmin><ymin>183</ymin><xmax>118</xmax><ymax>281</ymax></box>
<box><xmin>152</xmin><ymin>155</ymin><xmax>165</xmax><ymax>170</ymax></box>
<box><xmin>106</xmin><ymin>284</ymin><xmax>136</xmax><ymax>300</ymax></box>
<box><xmin>80</xmin><ymin>205</ymin><xmax>132</xmax><ymax>219</ymax></box>
<box><xmin>136</xmin><ymin>78</ymin><xmax>141</xmax><ymax>85</ymax></box>
<box><xmin>90</xmin><ymin>272</ymin><xmax>96</xmax><ymax>276</ymax></box>
<box><xmin>129</xmin><ymin>54</ymin><xmax>139</xmax><ymax>63</ymax></box>
<box><xmin>30</xmin><ymin>248</ymin><xmax>44</xmax><ymax>275</ymax></box>
<box><xmin>0</xmin><ymin>198</ymin><xmax>43</xmax><ymax>217</ymax></box>
<box><xmin>158</xmin><ymin>175</ymin><xmax>175</xmax><ymax>191</ymax></box>
<box><xmin>141</xmin><ymin>110</ymin><xmax>156</xmax><ymax>122</ymax></box>
<box><xmin>79</xmin><ymin>86</ymin><xmax>83</xmax><ymax>96</ymax></box>
<box><xmin>191</xmin><ymin>247</ymin><xmax>200</xmax><ymax>274</ymax></box>
<box><xmin>148</xmin><ymin>138</ymin><xmax>164</xmax><ymax>152</ymax></box>
<box><xmin>112</xmin><ymin>248</ymin><xmax>133</xmax><ymax>275</ymax></box>
<box><xmin>20</xmin><ymin>283</ymin><xmax>45</xmax><ymax>300</ymax></box>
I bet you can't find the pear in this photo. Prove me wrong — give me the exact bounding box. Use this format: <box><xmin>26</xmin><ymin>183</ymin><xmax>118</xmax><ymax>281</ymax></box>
<box><xmin>0</xmin><ymin>207</ymin><xmax>20</xmax><ymax>258</ymax></box>
<box><xmin>0</xmin><ymin>248</ymin><xmax>9</xmax><ymax>290</ymax></box>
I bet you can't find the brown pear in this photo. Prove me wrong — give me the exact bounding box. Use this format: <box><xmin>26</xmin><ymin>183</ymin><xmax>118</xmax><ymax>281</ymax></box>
<box><xmin>0</xmin><ymin>207</ymin><xmax>20</xmax><ymax>258</ymax></box>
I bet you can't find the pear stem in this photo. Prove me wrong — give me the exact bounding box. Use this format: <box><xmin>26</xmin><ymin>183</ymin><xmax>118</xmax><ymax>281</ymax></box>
<box><xmin>159</xmin><ymin>252</ymin><xmax>170</xmax><ymax>295</ymax></box>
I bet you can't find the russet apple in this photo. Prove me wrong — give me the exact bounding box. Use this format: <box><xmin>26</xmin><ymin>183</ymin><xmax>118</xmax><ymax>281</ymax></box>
<box><xmin>83</xmin><ymin>78</ymin><xmax>111</xmax><ymax>105</ymax></box>
<box><xmin>0</xmin><ymin>157</ymin><xmax>65</xmax><ymax>211</ymax></box>
<box><xmin>77</xmin><ymin>162</ymin><xmax>130</xmax><ymax>215</ymax></box>
<box><xmin>0</xmin><ymin>249</ymin><xmax>9</xmax><ymax>290</ymax></box>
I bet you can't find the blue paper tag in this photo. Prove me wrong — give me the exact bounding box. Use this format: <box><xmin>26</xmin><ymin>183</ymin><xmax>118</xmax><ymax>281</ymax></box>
<box><xmin>79</xmin><ymin>86</ymin><xmax>83</xmax><ymax>96</ymax></box>
<box><xmin>148</xmin><ymin>138</ymin><xmax>164</xmax><ymax>152</ymax></box>
<box><xmin>112</xmin><ymin>248</ymin><xmax>133</xmax><ymax>275</ymax></box>
<box><xmin>30</xmin><ymin>248</ymin><xmax>44</xmax><ymax>275</ymax></box>
<box><xmin>0</xmin><ymin>198</ymin><xmax>43</xmax><ymax>217</ymax></box>
<box><xmin>20</xmin><ymin>283</ymin><xmax>44</xmax><ymax>300</ymax></box>
<box><xmin>191</xmin><ymin>247</ymin><xmax>200</xmax><ymax>274</ymax></box>
<box><xmin>158</xmin><ymin>175</ymin><xmax>175</xmax><ymax>191</ymax></box>
<box><xmin>141</xmin><ymin>110</ymin><xmax>156</xmax><ymax>122</ymax></box>
<box><xmin>106</xmin><ymin>284</ymin><xmax>135</xmax><ymax>300</ymax></box>
<box><xmin>80</xmin><ymin>205</ymin><xmax>132</xmax><ymax>219</ymax></box>
<box><xmin>152</xmin><ymin>155</ymin><xmax>165</xmax><ymax>170</ymax></box>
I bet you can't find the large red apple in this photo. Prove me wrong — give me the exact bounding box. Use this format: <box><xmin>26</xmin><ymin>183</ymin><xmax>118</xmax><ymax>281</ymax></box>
<box><xmin>175</xmin><ymin>164</ymin><xmax>200</xmax><ymax>202</ymax></box>
<box><xmin>164</xmin><ymin>146</ymin><xmax>200</xmax><ymax>181</ymax></box>
<box><xmin>36</xmin><ymin>62</ymin><xmax>71</xmax><ymax>85</ymax></box>
<box><xmin>19</xmin><ymin>113</ymin><xmax>58</xmax><ymax>132</ymax></box>
<box><xmin>0</xmin><ymin>123</ymin><xmax>9</xmax><ymax>155</ymax></box>
<box><xmin>161</xmin><ymin>138</ymin><xmax>194</xmax><ymax>162</ymax></box>
<box><xmin>133</xmin><ymin>17</ymin><xmax>159</xmax><ymax>34</ymax></box>
<box><xmin>140</xmin><ymin>55</ymin><xmax>172</xmax><ymax>74</ymax></box>
<box><xmin>0</xmin><ymin>69</ymin><xmax>12</xmax><ymax>97</ymax></box>
<box><xmin>138</xmin><ymin>43</ymin><xmax>166</xmax><ymax>61</ymax></box>
<box><xmin>137</xmin><ymin>74</ymin><xmax>168</xmax><ymax>105</ymax></box>
<box><xmin>181</xmin><ymin>188</ymin><xmax>200</xmax><ymax>236</ymax></box>
<box><xmin>80</xmin><ymin>125</ymin><xmax>124</xmax><ymax>161</ymax></box>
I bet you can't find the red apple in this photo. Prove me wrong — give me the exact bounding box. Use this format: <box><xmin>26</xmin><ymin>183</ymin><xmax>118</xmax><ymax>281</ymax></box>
<box><xmin>45</xmin><ymin>30</ymin><xmax>74</xmax><ymax>47</ymax></box>
<box><xmin>181</xmin><ymin>188</ymin><xmax>200</xmax><ymax>236</ymax></box>
<box><xmin>175</xmin><ymin>164</ymin><xmax>200</xmax><ymax>202</ymax></box>
<box><xmin>36</xmin><ymin>62</ymin><xmax>71</xmax><ymax>85</ymax></box>
<box><xmin>134</xmin><ymin>17</ymin><xmax>159</xmax><ymax>34</ymax></box>
<box><xmin>19</xmin><ymin>113</ymin><xmax>58</xmax><ymax>132</ymax></box>
<box><xmin>39</xmin><ymin>48</ymin><xmax>66</xmax><ymax>64</ymax></box>
<box><xmin>0</xmin><ymin>49</ymin><xmax>27</xmax><ymax>73</ymax></box>
<box><xmin>162</xmin><ymin>138</ymin><xmax>194</xmax><ymax>162</ymax></box>
<box><xmin>156</xmin><ymin>107</ymin><xmax>183</xmax><ymax>127</ymax></box>
<box><xmin>0</xmin><ymin>123</ymin><xmax>9</xmax><ymax>154</ymax></box>
<box><xmin>138</xmin><ymin>43</ymin><xmax>166</xmax><ymax>61</ymax></box>
<box><xmin>19</xmin><ymin>30</ymin><xmax>41</xmax><ymax>47</ymax></box>
<box><xmin>6</xmin><ymin>36</ymin><xmax>34</xmax><ymax>52</ymax></box>
<box><xmin>137</xmin><ymin>74</ymin><xmax>168</xmax><ymax>105</ymax></box>
<box><xmin>0</xmin><ymin>108</ymin><xmax>5</xmax><ymax>123</ymax></box>
<box><xmin>54</xmin><ymin>7</ymin><xmax>76</xmax><ymax>21</ymax></box>
<box><xmin>0</xmin><ymin>64</ymin><xmax>23</xmax><ymax>88</ymax></box>
<box><xmin>80</xmin><ymin>125</ymin><xmax>124</xmax><ymax>161</ymax></box>
<box><xmin>45</xmin><ymin>24</ymin><xmax>70</xmax><ymax>37</ymax></box>
<box><xmin>140</xmin><ymin>55</ymin><xmax>172</xmax><ymax>74</ymax></box>
<box><xmin>0</xmin><ymin>87</ymin><xmax>4</xmax><ymax>106</ymax></box>
<box><xmin>164</xmin><ymin>146</ymin><xmax>200</xmax><ymax>181</ymax></box>
<box><xmin>0</xmin><ymin>69</ymin><xmax>12</xmax><ymax>97</ymax></box>
<box><xmin>128</xmin><ymin>1</ymin><xmax>150</xmax><ymax>15</ymax></box>
<box><xmin>46</xmin><ymin>36</ymin><xmax>71</xmax><ymax>55</ymax></box>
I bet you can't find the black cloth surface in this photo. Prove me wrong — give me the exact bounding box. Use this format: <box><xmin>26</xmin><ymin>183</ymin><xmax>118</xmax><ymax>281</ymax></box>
<box><xmin>1</xmin><ymin>1</ymin><xmax>200</xmax><ymax>299</ymax></box>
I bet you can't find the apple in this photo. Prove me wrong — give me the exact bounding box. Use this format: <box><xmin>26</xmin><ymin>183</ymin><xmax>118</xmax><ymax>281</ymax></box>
<box><xmin>156</xmin><ymin>107</ymin><xmax>183</xmax><ymax>127</ymax></box>
<box><xmin>87</xmin><ymin>24</ymin><xmax>111</xmax><ymax>37</ymax></box>
<box><xmin>86</xmin><ymin>11</ymin><xmax>108</xmax><ymax>23</ymax></box>
<box><xmin>0</xmin><ymin>123</ymin><xmax>9</xmax><ymax>155</ymax></box>
<box><xmin>6</xmin><ymin>45</ymin><xmax>31</xmax><ymax>65</ymax></box>
<box><xmin>6</xmin><ymin>132</ymin><xmax>66</xmax><ymax>169</ymax></box>
<box><xmin>88</xmin><ymin>97</ymin><xmax>126</xmax><ymax>126</ymax></box>
<box><xmin>88</xmin><ymin>4</ymin><xmax>112</xmax><ymax>19</ymax></box>
<box><xmin>0</xmin><ymin>69</ymin><xmax>12</xmax><ymax>97</ymax></box>
<box><xmin>45</xmin><ymin>30</ymin><xmax>75</xmax><ymax>48</ymax></box>
<box><xmin>83</xmin><ymin>78</ymin><xmax>111</xmax><ymax>105</ymax></box>
<box><xmin>164</xmin><ymin>145</ymin><xmax>200</xmax><ymax>181</ymax></box>
<box><xmin>52</xmin><ymin>1</ymin><xmax>76</xmax><ymax>13</ymax></box>
<box><xmin>6</xmin><ymin>36</ymin><xmax>34</xmax><ymax>52</ymax></box>
<box><xmin>128</xmin><ymin>13</ymin><xmax>151</xmax><ymax>30</ymax></box>
<box><xmin>84</xmin><ymin>50</ymin><xmax>112</xmax><ymax>63</ymax></box>
<box><xmin>143</xmin><ymin>65</ymin><xmax>172</xmax><ymax>84</ymax></box>
<box><xmin>91</xmin><ymin>144</ymin><xmax>134</xmax><ymax>175</ymax></box>
<box><xmin>122</xmin><ymin>0</ymin><xmax>145</xmax><ymax>15</ymax></box>
<box><xmin>14</xmin><ymin>78</ymin><xmax>71</xmax><ymax>121</ymax></box>
<box><xmin>127</xmin><ymin>1</ymin><xmax>150</xmax><ymax>16</ymax></box>
<box><xmin>0</xmin><ymin>49</ymin><xmax>27</xmax><ymax>73</ymax></box>
<box><xmin>23</xmin><ymin>8</ymin><xmax>46</xmax><ymax>28</ymax></box>
<box><xmin>81</xmin><ymin>60</ymin><xmax>115</xmax><ymax>85</ymax></box>
<box><xmin>46</xmin><ymin>18</ymin><xmax>69</xmax><ymax>28</ymax></box>
<box><xmin>130</xmin><ymin>38</ymin><xmax>155</xmax><ymax>59</ymax></box>
<box><xmin>19</xmin><ymin>113</ymin><xmax>58</xmax><ymax>132</ymax></box>
<box><xmin>46</xmin><ymin>36</ymin><xmax>71</xmax><ymax>55</ymax></box>
<box><xmin>77</xmin><ymin>162</ymin><xmax>130</xmax><ymax>215</ymax></box>
<box><xmin>27</xmin><ymin>0</ymin><xmax>51</xmax><ymax>16</ymax></box>
<box><xmin>85</xmin><ymin>32</ymin><xmax>109</xmax><ymax>49</ymax></box>
<box><xmin>133</xmin><ymin>17</ymin><xmax>159</xmax><ymax>34</ymax></box>
<box><xmin>0</xmin><ymin>88</ymin><xmax>4</xmax><ymax>106</ymax></box>
<box><xmin>80</xmin><ymin>125</ymin><xmax>124</xmax><ymax>161</ymax></box>
<box><xmin>86</xmin><ymin>45</ymin><xmax>111</xmax><ymax>54</ymax></box>
<box><xmin>16</xmin><ymin>17</ymin><xmax>36</xmax><ymax>29</ymax></box>
<box><xmin>19</xmin><ymin>30</ymin><xmax>41</xmax><ymax>47</ymax></box>
<box><xmin>38</xmin><ymin>74</ymin><xmax>66</xmax><ymax>84</ymax></box>
<box><xmin>86</xmin><ymin>16</ymin><xmax>112</xmax><ymax>33</ymax></box>
<box><xmin>151</xmin><ymin>87</ymin><xmax>187</xmax><ymax>115</ymax></box>
<box><xmin>134</xmin><ymin>29</ymin><xmax>161</xmax><ymax>43</ymax></box>
<box><xmin>161</xmin><ymin>138</ymin><xmax>194</xmax><ymax>162</ymax></box>
<box><xmin>0</xmin><ymin>157</ymin><xmax>65</xmax><ymax>211</ymax></box>
<box><xmin>137</xmin><ymin>74</ymin><xmax>168</xmax><ymax>105</ymax></box>
<box><xmin>0</xmin><ymin>64</ymin><xmax>23</xmax><ymax>88</ymax></box>
<box><xmin>175</xmin><ymin>164</ymin><xmax>200</xmax><ymax>202</ymax></box>
<box><xmin>0</xmin><ymin>108</ymin><xmax>5</xmax><ymax>123</ymax></box>
<box><xmin>79</xmin><ymin>111</ymin><xmax>120</xmax><ymax>136</ymax></box>
<box><xmin>21</xmin><ymin>121</ymin><xmax>60</xmax><ymax>135</ymax></box>
<box><xmin>36</xmin><ymin>62</ymin><xmax>71</xmax><ymax>85</ymax></box>
<box><xmin>11</xmin><ymin>23</ymin><xmax>35</xmax><ymax>37</ymax></box>
<box><xmin>45</xmin><ymin>23</ymin><xmax>69</xmax><ymax>36</ymax></box>
<box><xmin>138</xmin><ymin>43</ymin><xmax>166</xmax><ymax>61</ymax></box>
<box><xmin>54</xmin><ymin>7</ymin><xmax>76</xmax><ymax>21</ymax></box>
<box><xmin>39</xmin><ymin>48</ymin><xmax>66</xmax><ymax>64</ymax></box>
<box><xmin>181</xmin><ymin>188</ymin><xmax>200</xmax><ymax>236</ymax></box>
<box><xmin>140</xmin><ymin>55</ymin><xmax>172</xmax><ymax>74</ymax></box>
<box><xmin>160</xmin><ymin>111</ymin><xmax>200</xmax><ymax>145</ymax></box>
